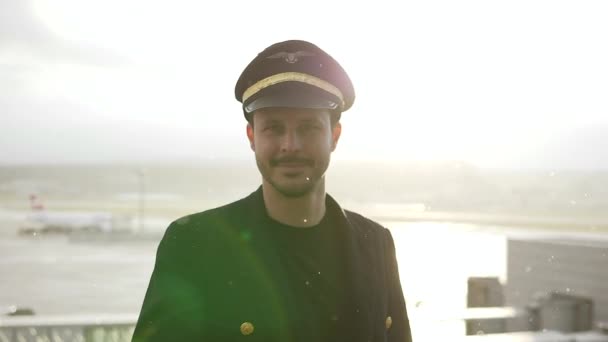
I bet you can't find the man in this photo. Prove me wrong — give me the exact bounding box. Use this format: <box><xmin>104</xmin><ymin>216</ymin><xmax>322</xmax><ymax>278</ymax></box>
<box><xmin>132</xmin><ymin>40</ymin><xmax>412</xmax><ymax>342</ymax></box>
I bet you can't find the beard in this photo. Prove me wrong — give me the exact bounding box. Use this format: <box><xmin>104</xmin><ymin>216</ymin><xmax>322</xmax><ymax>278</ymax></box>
<box><xmin>267</xmin><ymin>175</ymin><xmax>317</xmax><ymax>198</ymax></box>
<box><xmin>256</xmin><ymin>156</ymin><xmax>328</xmax><ymax>198</ymax></box>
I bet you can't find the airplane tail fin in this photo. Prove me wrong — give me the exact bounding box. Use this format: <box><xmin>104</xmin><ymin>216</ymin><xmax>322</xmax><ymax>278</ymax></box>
<box><xmin>29</xmin><ymin>194</ymin><xmax>45</xmax><ymax>211</ymax></box>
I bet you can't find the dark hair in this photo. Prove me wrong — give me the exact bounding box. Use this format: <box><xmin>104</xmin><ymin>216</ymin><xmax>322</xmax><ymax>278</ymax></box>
<box><xmin>330</xmin><ymin>111</ymin><xmax>341</xmax><ymax>127</ymax></box>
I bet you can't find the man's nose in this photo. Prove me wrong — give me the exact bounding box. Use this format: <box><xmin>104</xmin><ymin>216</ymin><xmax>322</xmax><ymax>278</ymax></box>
<box><xmin>280</xmin><ymin>130</ymin><xmax>303</xmax><ymax>152</ymax></box>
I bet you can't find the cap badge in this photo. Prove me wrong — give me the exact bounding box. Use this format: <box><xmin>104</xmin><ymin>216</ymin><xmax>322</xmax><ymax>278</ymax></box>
<box><xmin>267</xmin><ymin>51</ymin><xmax>316</xmax><ymax>64</ymax></box>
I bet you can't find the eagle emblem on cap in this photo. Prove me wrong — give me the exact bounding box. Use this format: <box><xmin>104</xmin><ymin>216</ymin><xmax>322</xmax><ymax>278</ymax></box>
<box><xmin>267</xmin><ymin>51</ymin><xmax>316</xmax><ymax>64</ymax></box>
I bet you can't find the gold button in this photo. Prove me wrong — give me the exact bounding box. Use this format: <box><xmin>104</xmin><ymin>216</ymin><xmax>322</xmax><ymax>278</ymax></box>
<box><xmin>240</xmin><ymin>322</ymin><xmax>254</xmax><ymax>336</ymax></box>
<box><xmin>385</xmin><ymin>316</ymin><xmax>393</xmax><ymax>330</ymax></box>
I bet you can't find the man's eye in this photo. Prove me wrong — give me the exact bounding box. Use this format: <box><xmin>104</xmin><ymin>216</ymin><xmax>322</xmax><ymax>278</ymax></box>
<box><xmin>264</xmin><ymin>125</ymin><xmax>282</xmax><ymax>133</ymax></box>
<box><xmin>301</xmin><ymin>124</ymin><xmax>321</xmax><ymax>131</ymax></box>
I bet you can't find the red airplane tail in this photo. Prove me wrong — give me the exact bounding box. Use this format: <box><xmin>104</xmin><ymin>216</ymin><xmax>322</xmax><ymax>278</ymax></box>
<box><xmin>29</xmin><ymin>194</ymin><xmax>45</xmax><ymax>211</ymax></box>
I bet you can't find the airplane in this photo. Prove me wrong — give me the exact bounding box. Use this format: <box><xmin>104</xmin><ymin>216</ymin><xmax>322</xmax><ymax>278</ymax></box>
<box><xmin>19</xmin><ymin>194</ymin><xmax>127</xmax><ymax>235</ymax></box>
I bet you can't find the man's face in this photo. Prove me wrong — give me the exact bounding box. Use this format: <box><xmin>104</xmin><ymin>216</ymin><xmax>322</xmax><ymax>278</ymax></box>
<box><xmin>246</xmin><ymin>107</ymin><xmax>341</xmax><ymax>198</ymax></box>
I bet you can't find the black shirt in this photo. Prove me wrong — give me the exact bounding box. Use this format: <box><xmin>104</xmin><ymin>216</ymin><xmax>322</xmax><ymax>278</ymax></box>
<box><xmin>263</xmin><ymin>207</ymin><xmax>351</xmax><ymax>341</ymax></box>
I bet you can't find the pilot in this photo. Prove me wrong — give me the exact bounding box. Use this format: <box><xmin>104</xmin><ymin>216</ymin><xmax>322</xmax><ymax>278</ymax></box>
<box><xmin>133</xmin><ymin>39</ymin><xmax>412</xmax><ymax>342</ymax></box>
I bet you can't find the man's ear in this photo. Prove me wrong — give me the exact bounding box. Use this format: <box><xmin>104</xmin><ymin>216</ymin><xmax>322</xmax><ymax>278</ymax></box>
<box><xmin>246</xmin><ymin>123</ymin><xmax>255</xmax><ymax>151</ymax></box>
<box><xmin>331</xmin><ymin>122</ymin><xmax>341</xmax><ymax>151</ymax></box>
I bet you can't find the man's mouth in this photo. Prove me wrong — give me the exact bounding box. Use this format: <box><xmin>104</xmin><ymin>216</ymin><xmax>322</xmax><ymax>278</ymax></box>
<box><xmin>271</xmin><ymin>158</ymin><xmax>312</xmax><ymax>168</ymax></box>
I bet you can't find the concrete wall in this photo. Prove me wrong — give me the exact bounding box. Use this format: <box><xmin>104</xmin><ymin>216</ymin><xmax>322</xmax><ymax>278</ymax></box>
<box><xmin>506</xmin><ymin>238</ymin><xmax>608</xmax><ymax>331</ymax></box>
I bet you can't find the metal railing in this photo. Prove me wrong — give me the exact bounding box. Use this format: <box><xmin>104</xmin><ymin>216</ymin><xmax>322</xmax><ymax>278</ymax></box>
<box><xmin>2</xmin><ymin>312</ymin><xmax>607</xmax><ymax>342</ymax></box>
<box><xmin>0</xmin><ymin>314</ymin><xmax>137</xmax><ymax>342</ymax></box>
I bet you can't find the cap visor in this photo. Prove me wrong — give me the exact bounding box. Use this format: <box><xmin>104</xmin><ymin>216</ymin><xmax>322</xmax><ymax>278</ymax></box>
<box><xmin>243</xmin><ymin>82</ymin><xmax>341</xmax><ymax>114</ymax></box>
<box><xmin>245</xmin><ymin>94</ymin><xmax>339</xmax><ymax>114</ymax></box>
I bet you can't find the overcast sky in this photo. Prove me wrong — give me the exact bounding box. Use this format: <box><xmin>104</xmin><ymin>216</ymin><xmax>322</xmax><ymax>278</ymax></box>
<box><xmin>1</xmin><ymin>0</ymin><xmax>607</xmax><ymax>169</ymax></box>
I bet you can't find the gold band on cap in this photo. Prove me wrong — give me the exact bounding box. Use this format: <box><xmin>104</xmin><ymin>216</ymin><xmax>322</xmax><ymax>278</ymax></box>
<box><xmin>242</xmin><ymin>72</ymin><xmax>345</xmax><ymax>109</ymax></box>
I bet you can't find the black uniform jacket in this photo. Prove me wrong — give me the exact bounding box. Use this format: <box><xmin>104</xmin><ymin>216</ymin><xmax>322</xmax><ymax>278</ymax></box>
<box><xmin>132</xmin><ymin>187</ymin><xmax>412</xmax><ymax>342</ymax></box>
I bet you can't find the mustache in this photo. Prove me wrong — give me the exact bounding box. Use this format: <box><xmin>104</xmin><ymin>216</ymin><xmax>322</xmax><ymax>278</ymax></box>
<box><xmin>270</xmin><ymin>157</ymin><xmax>313</xmax><ymax>166</ymax></box>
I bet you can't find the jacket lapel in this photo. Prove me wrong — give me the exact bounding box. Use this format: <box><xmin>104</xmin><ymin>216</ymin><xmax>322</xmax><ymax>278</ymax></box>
<box><xmin>327</xmin><ymin>195</ymin><xmax>375</xmax><ymax>341</ymax></box>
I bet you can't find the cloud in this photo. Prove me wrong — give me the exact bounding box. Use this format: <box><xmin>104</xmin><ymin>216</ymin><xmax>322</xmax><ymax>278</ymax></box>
<box><xmin>533</xmin><ymin>124</ymin><xmax>608</xmax><ymax>170</ymax></box>
<box><xmin>0</xmin><ymin>0</ymin><xmax>128</xmax><ymax>66</ymax></box>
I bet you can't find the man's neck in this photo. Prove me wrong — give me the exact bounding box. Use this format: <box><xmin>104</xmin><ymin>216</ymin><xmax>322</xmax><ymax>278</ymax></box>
<box><xmin>262</xmin><ymin>181</ymin><xmax>326</xmax><ymax>228</ymax></box>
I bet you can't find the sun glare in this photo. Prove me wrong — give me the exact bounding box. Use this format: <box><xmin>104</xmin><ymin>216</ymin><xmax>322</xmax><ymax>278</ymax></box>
<box><xmin>26</xmin><ymin>0</ymin><xmax>608</xmax><ymax>166</ymax></box>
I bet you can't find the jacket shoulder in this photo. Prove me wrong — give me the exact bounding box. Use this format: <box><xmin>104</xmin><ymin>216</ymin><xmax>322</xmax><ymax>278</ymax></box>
<box><xmin>164</xmin><ymin>196</ymin><xmax>250</xmax><ymax>237</ymax></box>
<box><xmin>343</xmin><ymin>209</ymin><xmax>388</xmax><ymax>235</ymax></box>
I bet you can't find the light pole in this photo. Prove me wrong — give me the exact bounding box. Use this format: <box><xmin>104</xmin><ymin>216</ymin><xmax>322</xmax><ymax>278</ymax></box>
<box><xmin>137</xmin><ymin>168</ymin><xmax>146</xmax><ymax>233</ymax></box>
